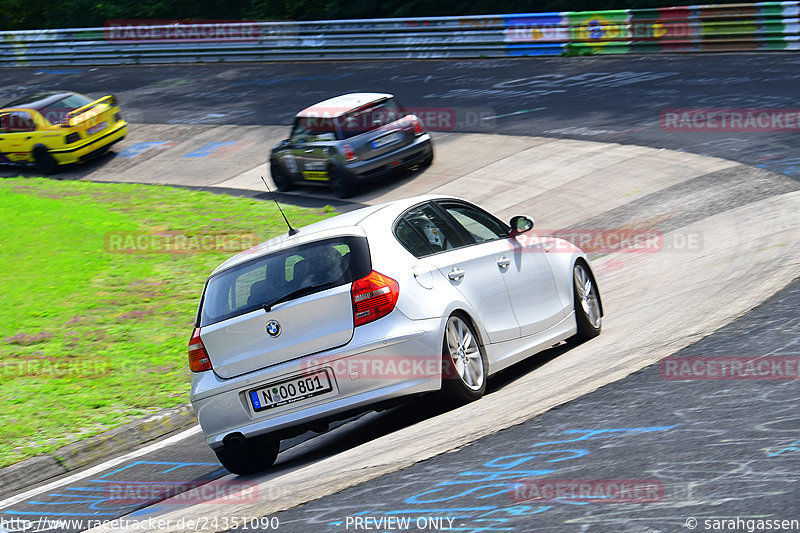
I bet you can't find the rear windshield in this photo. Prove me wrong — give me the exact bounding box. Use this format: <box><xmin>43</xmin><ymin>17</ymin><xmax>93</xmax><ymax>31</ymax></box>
<box><xmin>198</xmin><ymin>236</ymin><xmax>371</xmax><ymax>326</ymax></box>
<box><xmin>3</xmin><ymin>93</ymin><xmax>93</xmax><ymax>125</ymax></box>
<box><xmin>339</xmin><ymin>98</ymin><xmax>405</xmax><ymax>139</ymax></box>
<box><xmin>38</xmin><ymin>94</ymin><xmax>93</xmax><ymax>125</ymax></box>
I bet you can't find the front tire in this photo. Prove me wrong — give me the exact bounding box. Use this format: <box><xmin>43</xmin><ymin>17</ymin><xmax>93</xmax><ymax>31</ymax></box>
<box><xmin>329</xmin><ymin>166</ymin><xmax>355</xmax><ymax>198</ymax></box>
<box><xmin>270</xmin><ymin>163</ymin><xmax>294</xmax><ymax>192</ymax></box>
<box><xmin>213</xmin><ymin>435</ymin><xmax>279</xmax><ymax>475</ymax></box>
<box><xmin>32</xmin><ymin>146</ymin><xmax>57</xmax><ymax>175</ymax></box>
<box><xmin>569</xmin><ymin>262</ymin><xmax>602</xmax><ymax>344</ymax></box>
<box><xmin>441</xmin><ymin>314</ymin><xmax>487</xmax><ymax>403</ymax></box>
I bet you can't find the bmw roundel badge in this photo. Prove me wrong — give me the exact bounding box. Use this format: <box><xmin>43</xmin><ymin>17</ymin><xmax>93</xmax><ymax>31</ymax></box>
<box><xmin>266</xmin><ymin>320</ymin><xmax>281</xmax><ymax>338</ymax></box>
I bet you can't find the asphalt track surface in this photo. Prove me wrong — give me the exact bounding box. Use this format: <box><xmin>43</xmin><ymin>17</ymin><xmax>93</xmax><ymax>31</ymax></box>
<box><xmin>253</xmin><ymin>277</ymin><xmax>800</xmax><ymax>532</ymax></box>
<box><xmin>1</xmin><ymin>56</ymin><xmax>799</xmax><ymax>532</ymax></box>
<box><xmin>3</xmin><ymin>54</ymin><xmax>800</xmax><ymax>178</ymax></box>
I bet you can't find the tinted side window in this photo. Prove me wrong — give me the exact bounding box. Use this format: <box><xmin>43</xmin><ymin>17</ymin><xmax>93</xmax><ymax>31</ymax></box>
<box><xmin>442</xmin><ymin>203</ymin><xmax>508</xmax><ymax>243</ymax></box>
<box><xmin>199</xmin><ymin>237</ymin><xmax>370</xmax><ymax>326</ymax></box>
<box><xmin>397</xmin><ymin>204</ymin><xmax>465</xmax><ymax>256</ymax></box>
<box><xmin>290</xmin><ymin>116</ymin><xmax>337</xmax><ymax>142</ymax></box>
<box><xmin>394</xmin><ymin>219</ymin><xmax>432</xmax><ymax>258</ymax></box>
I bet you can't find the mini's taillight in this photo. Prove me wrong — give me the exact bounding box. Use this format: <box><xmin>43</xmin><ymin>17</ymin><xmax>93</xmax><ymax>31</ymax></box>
<box><xmin>343</xmin><ymin>144</ymin><xmax>357</xmax><ymax>162</ymax></box>
<box><xmin>351</xmin><ymin>271</ymin><xmax>399</xmax><ymax>327</ymax></box>
<box><xmin>188</xmin><ymin>327</ymin><xmax>212</xmax><ymax>372</ymax></box>
<box><xmin>412</xmin><ymin>118</ymin><xmax>424</xmax><ymax>136</ymax></box>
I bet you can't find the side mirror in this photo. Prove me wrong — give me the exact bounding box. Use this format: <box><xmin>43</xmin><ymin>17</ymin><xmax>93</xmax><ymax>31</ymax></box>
<box><xmin>509</xmin><ymin>215</ymin><xmax>534</xmax><ymax>236</ymax></box>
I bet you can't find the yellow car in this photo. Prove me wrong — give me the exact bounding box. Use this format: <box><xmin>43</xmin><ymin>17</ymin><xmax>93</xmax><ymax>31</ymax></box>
<box><xmin>0</xmin><ymin>91</ymin><xmax>128</xmax><ymax>174</ymax></box>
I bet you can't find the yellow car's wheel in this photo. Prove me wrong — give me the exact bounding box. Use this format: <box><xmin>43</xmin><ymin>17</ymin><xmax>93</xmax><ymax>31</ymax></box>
<box><xmin>32</xmin><ymin>146</ymin><xmax>57</xmax><ymax>175</ymax></box>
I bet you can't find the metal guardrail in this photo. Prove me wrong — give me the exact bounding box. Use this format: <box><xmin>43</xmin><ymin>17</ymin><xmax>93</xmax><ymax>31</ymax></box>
<box><xmin>1</xmin><ymin>2</ymin><xmax>798</xmax><ymax>66</ymax></box>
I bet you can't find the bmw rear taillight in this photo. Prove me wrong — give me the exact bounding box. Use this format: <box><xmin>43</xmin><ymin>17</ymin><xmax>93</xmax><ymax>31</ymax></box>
<box><xmin>351</xmin><ymin>271</ymin><xmax>399</xmax><ymax>327</ymax></box>
<box><xmin>412</xmin><ymin>117</ymin><xmax>424</xmax><ymax>136</ymax></box>
<box><xmin>188</xmin><ymin>327</ymin><xmax>212</xmax><ymax>372</ymax></box>
<box><xmin>343</xmin><ymin>144</ymin><xmax>358</xmax><ymax>162</ymax></box>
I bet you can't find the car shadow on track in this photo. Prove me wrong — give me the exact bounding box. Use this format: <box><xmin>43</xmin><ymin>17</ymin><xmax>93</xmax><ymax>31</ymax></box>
<box><xmin>0</xmin><ymin>150</ymin><xmax>119</xmax><ymax>179</ymax></box>
<box><xmin>261</xmin><ymin>342</ymin><xmax>573</xmax><ymax>476</ymax></box>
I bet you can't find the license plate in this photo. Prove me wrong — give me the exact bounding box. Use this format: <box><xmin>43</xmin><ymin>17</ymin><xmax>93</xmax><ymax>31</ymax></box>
<box><xmin>249</xmin><ymin>370</ymin><xmax>332</xmax><ymax>412</ymax></box>
<box><xmin>86</xmin><ymin>121</ymin><xmax>107</xmax><ymax>135</ymax></box>
<box><xmin>371</xmin><ymin>131</ymin><xmax>402</xmax><ymax>149</ymax></box>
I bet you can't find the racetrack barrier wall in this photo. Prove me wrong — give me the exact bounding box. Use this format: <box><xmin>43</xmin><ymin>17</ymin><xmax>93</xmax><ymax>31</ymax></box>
<box><xmin>1</xmin><ymin>2</ymin><xmax>798</xmax><ymax>66</ymax></box>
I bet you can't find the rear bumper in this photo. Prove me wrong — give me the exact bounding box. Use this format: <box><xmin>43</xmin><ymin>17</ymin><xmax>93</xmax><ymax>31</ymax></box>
<box><xmin>343</xmin><ymin>134</ymin><xmax>433</xmax><ymax>182</ymax></box>
<box><xmin>52</xmin><ymin>122</ymin><xmax>128</xmax><ymax>165</ymax></box>
<box><xmin>190</xmin><ymin>312</ymin><xmax>443</xmax><ymax>449</ymax></box>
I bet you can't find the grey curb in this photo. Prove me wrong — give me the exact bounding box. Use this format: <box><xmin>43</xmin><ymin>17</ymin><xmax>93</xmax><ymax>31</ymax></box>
<box><xmin>0</xmin><ymin>404</ymin><xmax>197</xmax><ymax>500</ymax></box>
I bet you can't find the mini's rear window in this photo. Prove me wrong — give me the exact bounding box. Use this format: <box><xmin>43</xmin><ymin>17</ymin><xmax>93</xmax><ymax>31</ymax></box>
<box><xmin>198</xmin><ymin>236</ymin><xmax>371</xmax><ymax>326</ymax></box>
<box><xmin>338</xmin><ymin>98</ymin><xmax>406</xmax><ymax>139</ymax></box>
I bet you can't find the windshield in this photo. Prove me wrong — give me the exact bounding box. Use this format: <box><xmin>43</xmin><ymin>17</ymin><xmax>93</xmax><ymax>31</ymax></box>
<box><xmin>198</xmin><ymin>236</ymin><xmax>371</xmax><ymax>326</ymax></box>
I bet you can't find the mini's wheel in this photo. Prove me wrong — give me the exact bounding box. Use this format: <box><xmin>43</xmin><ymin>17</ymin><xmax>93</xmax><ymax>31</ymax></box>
<box><xmin>271</xmin><ymin>169</ymin><xmax>294</xmax><ymax>192</ymax></box>
<box><xmin>213</xmin><ymin>435</ymin><xmax>279</xmax><ymax>475</ymax></box>
<box><xmin>441</xmin><ymin>314</ymin><xmax>487</xmax><ymax>403</ymax></box>
<box><xmin>32</xmin><ymin>146</ymin><xmax>58</xmax><ymax>175</ymax></box>
<box><xmin>329</xmin><ymin>167</ymin><xmax>355</xmax><ymax>198</ymax></box>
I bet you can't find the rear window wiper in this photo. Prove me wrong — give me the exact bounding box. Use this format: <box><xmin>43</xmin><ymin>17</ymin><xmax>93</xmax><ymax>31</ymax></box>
<box><xmin>261</xmin><ymin>282</ymin><xmax>337</xmax><ymax>313</ymax></box>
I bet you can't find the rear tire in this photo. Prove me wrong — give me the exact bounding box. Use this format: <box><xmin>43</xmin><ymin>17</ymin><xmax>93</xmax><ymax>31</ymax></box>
<box><xmin>32</xmin><ymin>146</ymin><xmax>57</xmax><ymax>175</ymax></box>
<box><xmin>213</xmin><ymin>435</ymin><xmax>279</xmax><ymax>475</ymax></box>
<box><xmin>329</xmin><ymin>166</ymin><xmax>355</xmax><ymax>198</ymax></box>
<box><xmin>441</xmin><ymin>314</ymin><xmax>487</xmax><ymax>404</ymax></box>
<box><xmin>569</xmin><ymin>262</ymin><xmax>602</xmax><ymax>344</ymax></box>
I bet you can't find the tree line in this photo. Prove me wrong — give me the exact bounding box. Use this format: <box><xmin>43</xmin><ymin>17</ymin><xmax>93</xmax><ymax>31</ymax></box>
<box><xmin>1</xmin><ymin>0</ymin><xmax>727</xmax><ymax>31</ymax></box>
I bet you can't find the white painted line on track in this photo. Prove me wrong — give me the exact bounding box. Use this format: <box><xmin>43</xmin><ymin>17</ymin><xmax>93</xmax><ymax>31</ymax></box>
<box><xmin>0</xmin><ymin>426</ymin><xmax>202</xmax><ymax>510</ymax></box>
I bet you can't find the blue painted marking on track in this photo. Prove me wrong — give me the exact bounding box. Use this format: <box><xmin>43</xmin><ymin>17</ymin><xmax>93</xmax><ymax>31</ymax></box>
<box><xmin>375</xmin><ymin>426</ymin><xmax>679</xmax><ymax>525</ymax></box>
<box><xmin>116</xmin><ymin>141</ymin><xmax>174</xmax><ymax>158</ymax></box>
<box><xmin>2</xmin><ymin>460</ymin><xmax>220</xmax><ymax>518</ymax></box>
<box><xmin>35</xmin><ymin>69</ymin><xmax>84</xmax><ymax>75</ymax></box>
<box><xmin>183</xmin><ymin>141</ymin><xmax>237</xmax><ymax>158</ymax></box>
<box><xmin>94</xmin><ymin>460</ymin><xmax>216</xmax><ymax>480</ymax></box>
<box><xmin>3</xmin><ymin>510</ymin><xmax>118</xmax><ymax>516</ymax></box>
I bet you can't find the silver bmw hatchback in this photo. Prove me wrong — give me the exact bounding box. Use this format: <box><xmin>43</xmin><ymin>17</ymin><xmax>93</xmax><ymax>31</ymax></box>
<box><xmin>269</xmin><ymin>93</ymin><xmax>434</xmax><ymax>198</ymax></box>
<box><xmin>188</xmin><ymin>195</ymin><xmax>602</xmax><ymax>474</ymax></box>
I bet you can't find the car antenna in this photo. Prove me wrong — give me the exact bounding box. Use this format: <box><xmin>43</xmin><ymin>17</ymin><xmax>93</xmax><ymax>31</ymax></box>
<box><xmin>261</xmin><ymin>176</ymin><xmax>298</xmax><ymax>236</ymax></box>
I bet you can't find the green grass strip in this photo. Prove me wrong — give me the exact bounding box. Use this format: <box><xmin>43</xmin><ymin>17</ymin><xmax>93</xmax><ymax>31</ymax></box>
<box><xmin>0</xmin><ymin>178</ymin><xmax>334</xmax><ymax>467</ymax></box>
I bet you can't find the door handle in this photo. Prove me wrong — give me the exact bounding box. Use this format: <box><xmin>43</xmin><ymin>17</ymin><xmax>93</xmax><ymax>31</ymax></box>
<box><xmin>448</xmin><ymin>268</ymin><xmax>465</xmax><ymax>281</ymax></box>
<box><xmin>497</xmin><ymin>257</ymin><xmax>511</xmax><ymax>269</ymax></box>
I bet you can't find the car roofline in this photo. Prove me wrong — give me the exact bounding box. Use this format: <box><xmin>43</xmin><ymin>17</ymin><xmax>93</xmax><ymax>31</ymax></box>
<box><xmin>206</xmin><ymin>195</ymin><xmax>460</xmax><ymax>277</ymax></box>
<box><xmin>295</xmin><ymin>93</ymin><xmax>394</xmax><ymax>118</ymax></box>
<box><xmin>1</xmin><ymin>91</ymin><xmax>78</xmax><ymax>111</ymax></box>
